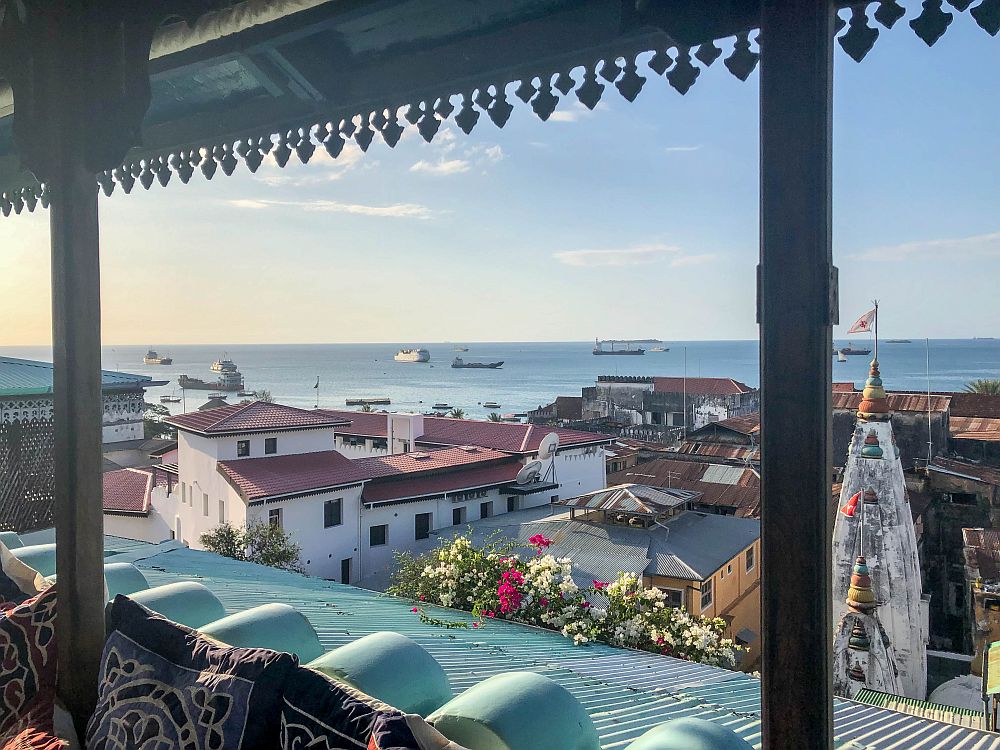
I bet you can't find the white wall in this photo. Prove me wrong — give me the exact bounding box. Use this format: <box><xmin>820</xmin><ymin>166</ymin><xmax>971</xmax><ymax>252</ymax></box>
<box><xmin>551</xmin><ymin>446</ymin><xmax>607</xmax><ymax>499</ymax></box>
<box><xmin>213</xmin><ymin>427</ymin><xmax>337</xmax><ymax>460</ymax></box>
<box><xmin>336</xmin><ymin>435</ymin><xmax>389</xmax><ymax>458</ymax></box>
<box><xmin>103</xmin><ymin>511</ymin><xmax>171</xmax><ymax>543</ymax></box>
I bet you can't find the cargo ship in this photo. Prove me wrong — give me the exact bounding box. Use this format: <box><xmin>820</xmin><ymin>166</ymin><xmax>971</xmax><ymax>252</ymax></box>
<box><xmin>346</xmin><ymin>397</ymin><xmax>391</xmax><ymax>406</ymax></box>
<box><xmin>593</xmin><ymin>339</ymin><xmax>644</xmax><ymax>356</ymax></box>
<box><xmin>179</xmin><ymin>369</ymin><xmax>244</xmax><ymax>391</ymax></box>
<box><xmin>452</xmin><ymin>357</ymin><xmax>503</xmax><ymax>369</ymax></box>
<box><xmin>394</xmin><ymin>348</ymin><xmax>430</xmax><ymax>363</ymax></box>
<box><xmin>143</xmin><ymin>349</ymin><xmax>172</xmax><ymax>365</ymax></box>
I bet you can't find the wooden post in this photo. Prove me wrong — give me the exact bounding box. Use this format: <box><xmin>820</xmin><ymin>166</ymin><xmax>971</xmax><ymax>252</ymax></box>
<box><xmin>759</xmin><ymin>1</ymin><xmax>835</xmax><ymax>749</ymax></box>
<box><xmin>50</xmin><ymin>145</ymin><xmax>105</xmax><ymax>733</ymax></box>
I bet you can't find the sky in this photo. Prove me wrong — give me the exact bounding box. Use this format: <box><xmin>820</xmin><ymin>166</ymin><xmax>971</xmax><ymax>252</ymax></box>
<box><xmin>1</xmin><ymin>13</ymin><xmax>999</xmax><ymax>346</ymax></box>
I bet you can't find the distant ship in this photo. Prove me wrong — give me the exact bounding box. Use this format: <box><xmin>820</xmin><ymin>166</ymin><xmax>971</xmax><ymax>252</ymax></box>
<box><xmin>211</xmin><ymin>356</ymin><xmax>238</xmax><ymax>373</ymax></box>
<box><xmin>179</xmin><ymin>369</ymin><xmax>244</xmax><ymax>391</ymax></box>
<box><xmin>649</xmin><ymin>346</ymin><xmax>669</xmax><ymax>353</ymax></box>
<box><xmin>345</xmin><ymin>397</ymin><xmax>391</xmax><ymax>406</ymax></box>
<box><xmin>834</xmin><ymin>345</ymin><xmax>871</xmax><ymax>356</ymax></box>
<box><xmin>593</xmin><ymin>339</ymin><xmax>644</xmax><ymax>356</ymax></box>
<box><xmin>143</xmin><ymin>349</ymin><xmax>172</xmax><ymax>365</ymax></box>
<box><xmin>454</xmin><ymin>346</ymin><xmax>469</xmax><ymax>352</ymax></box>
<box><xmin>483</xmin><ymin>401</ymin><xmax>501</xmax><ymax>409</ymax></box>
<box><xmin>159</xmin><ymin>393</ymin><xmax>181</xmax><ymax>403</ymax></box>
<box><xmin>452</xmin><ymin>357</ymin><xmax>503</xmax><ymax>369</ymax></box>
<box><xmin>394</xmin><ymin>348</ymin><xmax>430</xmax><ymax>363</ymax></box>
<box><xmin>885</xmin><ymin>339</ymin><xmax>911</xmax><ymax>344</ymax></box>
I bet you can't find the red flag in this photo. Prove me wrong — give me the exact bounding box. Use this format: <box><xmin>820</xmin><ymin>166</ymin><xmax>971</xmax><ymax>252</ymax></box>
<box><xmin>848</xmin><ymin>308</ymin><xmax>876</xmax><ymax>334</ymax></box>
<box><xmin>840</xmin><ymin>490</ymin><xmax>862</xmax><ymax>517</ymax></box>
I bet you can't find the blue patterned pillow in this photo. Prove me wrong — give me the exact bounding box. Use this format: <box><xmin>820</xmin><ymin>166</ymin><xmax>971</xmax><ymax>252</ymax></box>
<box><xmin>86</xmin><ymin>594</ymin><xmax>298</xmax><ymax>750</ymax></box>
<box><xmin>280</xmin><ymin>666</ymin><xmax>430</xmax><ymax>750</ymax></box>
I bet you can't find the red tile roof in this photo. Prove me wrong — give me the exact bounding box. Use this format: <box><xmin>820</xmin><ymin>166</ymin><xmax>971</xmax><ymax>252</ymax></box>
<box><xmin>318</xmin><ymin>410</ymin><xmax>612</xmax><ymax>454</ymax></box>
<box><xmin>166</xmin><ymin>401</ymin><xmax>349</xmax><ymax>435</ymax></box>
<box><xmin>103</xmin><ymin>468</ymin><xmax>153</xmax><ymax>515</ymax></box>
<box><xmin>608</xmin><ymin>457</ymin><xmax>761</xmax><ymax>518</ymax></box>
<box><xmin>218</xmin><ymin>445</ymin><xmax>519</xmax><ymax>502</ymax></box>
<box><xmin>361</xmin><ymin>462</ymin><xmax>522</xmax><ymax>504</ymax></box>
<box><xmin>652</xmin><ymin>377</ymin><xmax>755</xmax><ymax>396</ymax></box>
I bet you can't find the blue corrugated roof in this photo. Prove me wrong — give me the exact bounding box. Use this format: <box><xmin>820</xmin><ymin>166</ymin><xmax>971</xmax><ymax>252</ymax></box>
<box><xmin>0</xmin><ymin>356</ymin><xmax>161</xmax><ymax>397</ymax></box>
<box><xmin>100</xmin><ymin>536</ymin><xmax>1000</xmax><ymax>750</ymax></box>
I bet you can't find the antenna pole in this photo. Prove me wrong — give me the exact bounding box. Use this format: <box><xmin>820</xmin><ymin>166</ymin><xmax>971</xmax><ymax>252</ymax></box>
<box><xmin>683</xmin><ymin>346</ymin><xmax>688</xmax><ymax>441</ymax></box>
<box><xmin>873</xmin><ymin>299</ymin><xmax>879</xmax><ymax>362</ymax></box>
<box><xmin>926</xmin><ymin>338</ymin><xmax>933</xmax><ymax>464</ymax></box>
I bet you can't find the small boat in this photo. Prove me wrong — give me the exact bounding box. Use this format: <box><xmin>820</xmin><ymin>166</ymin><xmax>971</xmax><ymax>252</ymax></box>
<box><xmin>207</xmin><ymin>392</ymin><xmax>229</xmax><ymax>399</ymax></box>
<box><xmin>179</xmin><ymin>369</ymin><xmax>244</xmax><ymax>391</ymax></box>
<box><xmin>837</xmin><ymin>351</ymin><xmax>847</xmax><ymax>363</ymax></box>
<box><xmin>143</xmin><ymin>349</ymin><xmax>172</xmax><ymax>365</ymax></box>
<box><xmin>237</xmin><ymin>390</ymin><xmax>255</xmax><ymax>398</ymax></box>
<box><xmin>432</xmin><ymin>403</ymin><xmax>451</xmax><ymax>410</ymax></box>
<box><xmin>211</xmin><ymin>355</ymin><xmax>238</xmax><ymax>373</ymax></box>
<box><xmin>838</xmin><ymin>345</ymin><xmax>871</xmax><ymax>356</ymax></box>
<box><xmin>345</xmin><ymin>397</ymin><xmax>391</xmax><ymax>406</ymax></box>
<box><xmin>648</xmin><ymin>346</ymin><xmax>669</xmax><ymax>353</ymax></box>
<box><xmin>394</xmin><ymin>348</ymin><xmax>430</xmax><ymax>363</ymax></box>
<box><xmin>160</xmin><ymin>393</ymin><xmax>181</xmax><ymax>403</ymax></box>
<box><xmin>885</xmin><ymin>339</ymin><xmax>911</xmax><ymax>344</ymax></box>
<box><xmin>483</xmin><ymin>401</ymin><xmax>501</xmax><ymax>409</ymax></box>
<box><xmin>454</xmin><ymin>346</ymin><xmax>469</xmax><ymax>352</ymax></box>
<box><xmin>452</xmin><ymin>357</ymin><xmax>503</xmax><ymax>369</ymax></box>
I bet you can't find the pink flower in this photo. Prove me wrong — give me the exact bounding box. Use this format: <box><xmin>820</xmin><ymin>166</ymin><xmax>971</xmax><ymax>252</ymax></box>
<box><xmin>411</xmin><ymin>607</ymin><xmax>418</xmax><ymax>613</ymax></box>
<box><xmin>593</xmin><ymin>581</ymin><xmax>609</xmax><ymax>590</ymax></box>
<box><xmin>487</xmin><ymin>611</ymin><xmax>495</xmax><ymax>618</ymax></box>
<box><xmin>581</xmin><ymin>601</ymin><xmax>591</xmax><ymax>609</ymax></box>
<box><xmin>539</xmin><ymin>597</ymin><xmax>549</xmax><ymax>607</ymax></box>
<box><xmin>419</xmin><ymin>595</ymin><xmax>425</xmax><ymax>601</ymax></box>
<box><xmin>528</xmin><ymin>534</ymin><xmax>553</xmax><ymax>549</ymax></box>
<box><xmin>472</xmin><ymin>622</ymin><xmax>479</xmax><ymax>628</ymax></box>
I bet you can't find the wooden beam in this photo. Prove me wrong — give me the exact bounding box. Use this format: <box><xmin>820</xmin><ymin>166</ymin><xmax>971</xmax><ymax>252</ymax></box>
<box><xmin>758</xmin><ymin>1</ymin><xmax>835</xmax><ymax>749</ymax></box>
<box><xmin>50</xmin><ymin>143</ymin><xmax>105</xmax><ymax>733</ymax></box>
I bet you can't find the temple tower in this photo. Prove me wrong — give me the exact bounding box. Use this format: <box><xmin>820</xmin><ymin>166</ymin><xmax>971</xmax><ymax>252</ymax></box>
<box><xmin>832</xmin><ymin>360</ymin><xmax>928</xmax><ymax>699</ymax></box>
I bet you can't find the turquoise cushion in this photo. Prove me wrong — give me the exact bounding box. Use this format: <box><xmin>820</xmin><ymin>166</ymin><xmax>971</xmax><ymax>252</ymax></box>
<box><xmin>200</xmin><ymin>604</ymin><xmax>323</xmax><ymax>662</ymax></box>
<box><xmin>428</xmin><ymin>671</ymin><xmax>599</xmax><ymax>750</ymax></box>
<box><xmin>46</xmin><ymin>561</ymin><xmax>149</xmax><ymax>600</ymax></box>
<box><xmin>308</xmin><ymin>632</ymin><xmax>452</xmax><ymax>716</ymax></box>
<box><xmin>129</xmin><ymin>581</ymin><xmax>226</xmax><ymax>628</ymax></box>
<box><xmin>10</xmin><ymin>543</ymin><xmax>56</xmax><ymax>577</ymax></box>
<box><xmin>0</xmin><ymin>531</ymin><xmax>23</xmax><ymax>549</ymax></box>
<box><xmin>626</xmin><ymin>718</ymin><xmax>754</xmax><ymax>750</ymax></box>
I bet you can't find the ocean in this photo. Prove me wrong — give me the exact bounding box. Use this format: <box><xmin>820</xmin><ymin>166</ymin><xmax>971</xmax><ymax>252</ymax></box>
<box><xmin>2</xmin><ymin>339</ymin><xmax>998</xmax><ymax>420</ymax></box>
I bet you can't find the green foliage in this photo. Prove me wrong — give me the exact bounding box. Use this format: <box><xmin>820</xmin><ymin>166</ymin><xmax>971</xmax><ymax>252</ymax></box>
<box><xmin>965</xmin><ymin>379</ymin><xmax>1000</xmax><ymax>395</ymax></box>
<box><xmin>256</xmin><ymin>390</ymin><xmax>275</xmax><ymax>403</ymax></box>
<box><xmin>359</xmin><ymin>404</ymin><xmax>374</xmax><ymax>412</ymax></box>
<box><xmin>448</xmin><ymin>408</ymin><xmax>465</xmax><ymax>419</ymax></box>
<box><xmin>143</xmin><ymin>401</ymin><xmax>175</xmax><ymax>440</ymax></box>
<box><xmin>200</xmin><ymin>521</ymin><xmax>303</xmax><ymax>572</ymax></box>
<box><xmin>488</xmin><ymin>412</ymin><xmax>503</xmax><ymax>422</ymax></box>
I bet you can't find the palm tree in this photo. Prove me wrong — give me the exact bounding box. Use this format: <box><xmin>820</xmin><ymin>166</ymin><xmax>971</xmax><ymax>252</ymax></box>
<box><xmin>964</xmin><ymin>379</ymin><xmax>1000</xmax><ymax>395</ymax></box>
<box><xmin>488</xmin><ymin>412</ymin><xmax>502</xmax><ymax>422</ymax></box>
<box><xmin>448</xmin><ymin>408</ymin><xmax>465</xmax><ymax>419</ymax></box>
<box><xmin>256</xmin><ymin>389</ymin><xmax>274</xmax><ymax>403</ymax></box>
<box><xmin>359</xmin><ymin>404</ymin><xmax>374</xmax><ymax>412</ymax></box>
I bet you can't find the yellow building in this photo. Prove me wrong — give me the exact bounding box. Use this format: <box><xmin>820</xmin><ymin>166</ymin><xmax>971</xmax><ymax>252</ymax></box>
<box><xmin>557</xmin><ymin>484</ymin><xmax>761</xmax><ymax>669</ymax></box>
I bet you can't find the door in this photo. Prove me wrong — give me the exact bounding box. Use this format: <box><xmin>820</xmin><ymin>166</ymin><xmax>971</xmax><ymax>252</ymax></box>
<box><xmin>341</xmin><ymin>558</ymin><xmax>351</xmax><ymax>585</ymax></box>
<box><xmin>415</xmin><ymin>512</ymin><xmax>431</xmax><ymax>540</ymax></box>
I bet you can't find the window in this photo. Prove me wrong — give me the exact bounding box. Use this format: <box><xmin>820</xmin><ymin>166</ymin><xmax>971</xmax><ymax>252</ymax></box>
<box><xmin>203</xmin><ymin>493</ymin><xmax>209</xmax><ymax>517</ymax></box>
<box><xmin>950</xmin><ymin>492</ymin><xmax>978</xmax><ymax>506</ymax></box>
<box><xmin>415</xmin><ymin>512</ymin><xmax>431</xmax><ymax>540</ymax></box>
<box><xmin>370</xmin><ymin>524</ymin><xmax>387</xmax><ymax>546</ymax></box>
<box><xmin>480</xmin><ymin>501</ymin><xmax>493</xmax><ymax>519</ymax></box>
<box><xmin>507</xmin><ymin>496</ymin><xmax>519</xmax><ymax>513</ymax></box>
<box><xmin>324</xmin><ymin>498</ymin><xmax>343</xmax><ymax>528</ymax></box>
<box><xmin>727</xmin><ymin>563</ymin><xmax>733</xmax><ymax>575</ymax></box>
<box><xmin>658</xmin><ymin>588</ymin><xmax>684</xmax><ymax>609</ymax></box>
<box><xmin>237</xmin><ymin>440</ymin><xmax>250</xmax><ymax>457</ymax></box>
<box><xmin>746</xmin><ymin>546</ymin><xmax>755</xmax><ymax>572</ymax></box>
<box><xmin>181</xmin><ymin>482</ymin><xmax>186</xmax><ymax>504</ymax></box>
<box><xmin>218</xmin><ymin>500</ymin><xmax>225</xmax><ymax>524</ymax></box>
<box><xmin>265</xmin><ymin>437</ymin><xmax>277</xmax><ymax>454</ymax></box>
<box><xmin>269</xmin><ymin>508</ymin><xmax>282</xmax><ymax>528</ymax></box>
<box><xmin>372</xmin><ymin>438</ymin><xmax>388</xmax><ymax>450</ymax></box>
<box><xmin>452</xmin><ymin>507</ymin><xmax>466</xmax><ymax>525</ymax></box>
<box><xmin>700</xmin><ymin>579</ymin><xmax>713</xmax><ymax>611</ymax></box>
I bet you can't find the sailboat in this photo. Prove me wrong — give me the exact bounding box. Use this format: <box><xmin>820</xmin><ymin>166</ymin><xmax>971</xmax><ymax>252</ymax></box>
<box><xmin>837</xmin><ymin>350</ymin><xmax>847</xmax><ymax>363</ymax></box>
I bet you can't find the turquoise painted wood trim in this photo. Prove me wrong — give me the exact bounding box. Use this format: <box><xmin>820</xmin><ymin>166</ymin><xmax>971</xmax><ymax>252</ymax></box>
<box><xmin>0</xmin><ymin>531</ymin><xmax>23</xmax><ymax>549</ymax></box>
<box><xmin>129</xmin><ymin>581</ymin><xmax>227</xmax><ymax>628</ymax></box>
<box><xmin>625</xmin><ymin>718</ymin><xmax>754</xmax><ymax>750</ymax></box>
<box><xmin>308</xmin><ymin>631</ymin><xmax>452</xmax><ymax>717</ymax></box>
<box><xmin>428</xmin><ymin>671</ymin><xmax>599</xmax><ymax>750</ymax></box>
<box><xmin>200</xmin><ymin>603</ymin><xmax>324</xmax><ymax>662</ymax></box>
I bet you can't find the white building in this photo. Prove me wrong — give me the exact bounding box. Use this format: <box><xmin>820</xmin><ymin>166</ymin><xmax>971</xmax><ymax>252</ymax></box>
<box><xmin>832</xmin><ymin>361</ymin><xmax>929</xmax><ymax>700</ymax></box>
<box><xmin>104</xmin><ymin>401</ymin><xmax>612</xmax><ymax>585</ymax></box>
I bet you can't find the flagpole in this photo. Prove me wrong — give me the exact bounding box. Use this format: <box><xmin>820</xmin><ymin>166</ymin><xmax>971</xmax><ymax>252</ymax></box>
<box><xmin>873</xmin><ymin>299</ymin><xmax>879</xmax><ymax>363</ymax></box>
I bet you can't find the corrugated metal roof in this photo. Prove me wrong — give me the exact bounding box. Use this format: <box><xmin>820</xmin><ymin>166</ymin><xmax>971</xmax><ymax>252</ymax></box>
<box><xmin>0</xmin><ymin>356</ymin><xmax>157</xmax><ymax>397</ymax></box>
<box><xmin>854</xmin><ymin>688</ymin><xmax>984</xmax><ymax>728</ymax></box>
<box><xmin>559</xmin><ymin>484</ymin><xmax>699</xmax><ymax>514</ymax></box>
<box><xmin>832</xmin><ymin>392</ymin><xmax>951</xmax><ymax>413</ymax></box>
<box><xmin>951</xmin><ymin>416</ymin><xmax>1000</xmax><ymax>442</ymax></box>
<box><xmin>929</xmin><ymin>458</ymin><xmax>1000</xmax><ymax>486</ymax></box>
<box><xmin>98</xmin><ymin>537</ymin><xmax>1000</xmax><ymax>750</ymax></box>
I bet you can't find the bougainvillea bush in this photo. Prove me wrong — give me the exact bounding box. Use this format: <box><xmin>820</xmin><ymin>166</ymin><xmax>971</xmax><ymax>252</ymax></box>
<box><xmin>388</xmin><ymin>532</ymin><xmax>738</xmax><ymax>668</ymax></box>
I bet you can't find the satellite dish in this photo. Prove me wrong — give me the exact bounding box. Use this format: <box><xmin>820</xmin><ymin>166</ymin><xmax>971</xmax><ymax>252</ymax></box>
<box><xmin>516</xmin><ymin>460</ymin><xmax>543</xmax><ymax>485</ymax></box>
<box><xmin>538</xmin><ymin>433</ymin><xmax>560</xmax><ymax>460</ymax></box>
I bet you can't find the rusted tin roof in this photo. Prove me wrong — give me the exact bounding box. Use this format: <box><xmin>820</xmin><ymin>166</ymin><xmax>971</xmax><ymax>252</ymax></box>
<box><xmin>929</xmin><ymin>457</ymin><xmax>1000</xmax><ymax>486</ymax></box>
<box><xmin>950</xmin><ymin>416</ymin><xmax>1000</xmax><ymax>442</ymax></box>
<box><xmin>832</xmin><ymin>392</ymin><xmax>951</xmax><ymax>413</ymax></box>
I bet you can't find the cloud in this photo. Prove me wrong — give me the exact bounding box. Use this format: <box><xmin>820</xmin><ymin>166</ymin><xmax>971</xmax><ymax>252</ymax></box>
<box><xmin>664</xmin><ymin>145</ymin><xmax>702</xmax><ymax>153</ymax></box>
<box><xmin>549</xmin><ymin>111</ymin><xmax>579</xmax><ymax>122</ymax></box>
<box><xmin>852</xmin><ymin>231</ymin><xmax>1000</xmax><ymax>262</ymax></box>
<box><xmin>253</xmin><ymin>142</ymin><xmax>368</xmax><ymax>186</ymax></box>
<box><xmin>224</xmin><ymin>198</ymin><xmax>433</xmax><ymax>219</ymax></box>
<box><xmin>410</xmin><ymin>159</ymin><xmax>471</xmax><ymax>176</ymax></box>
<box><xmin>553</xmin><ymin>244</ymin><xmax>717</xmax><ymax>269</ymax></box>
<box><xmin>484</xmin><ymin>145</ymin><xmax>504</xmax><ymax>163</ymax></box>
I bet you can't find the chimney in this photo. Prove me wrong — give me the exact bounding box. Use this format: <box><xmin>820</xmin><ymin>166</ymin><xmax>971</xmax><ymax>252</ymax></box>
<box><xmin>388</xmin><ymin>413</ymin><xmax>424</xmax><ymax>454</ymax></box>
